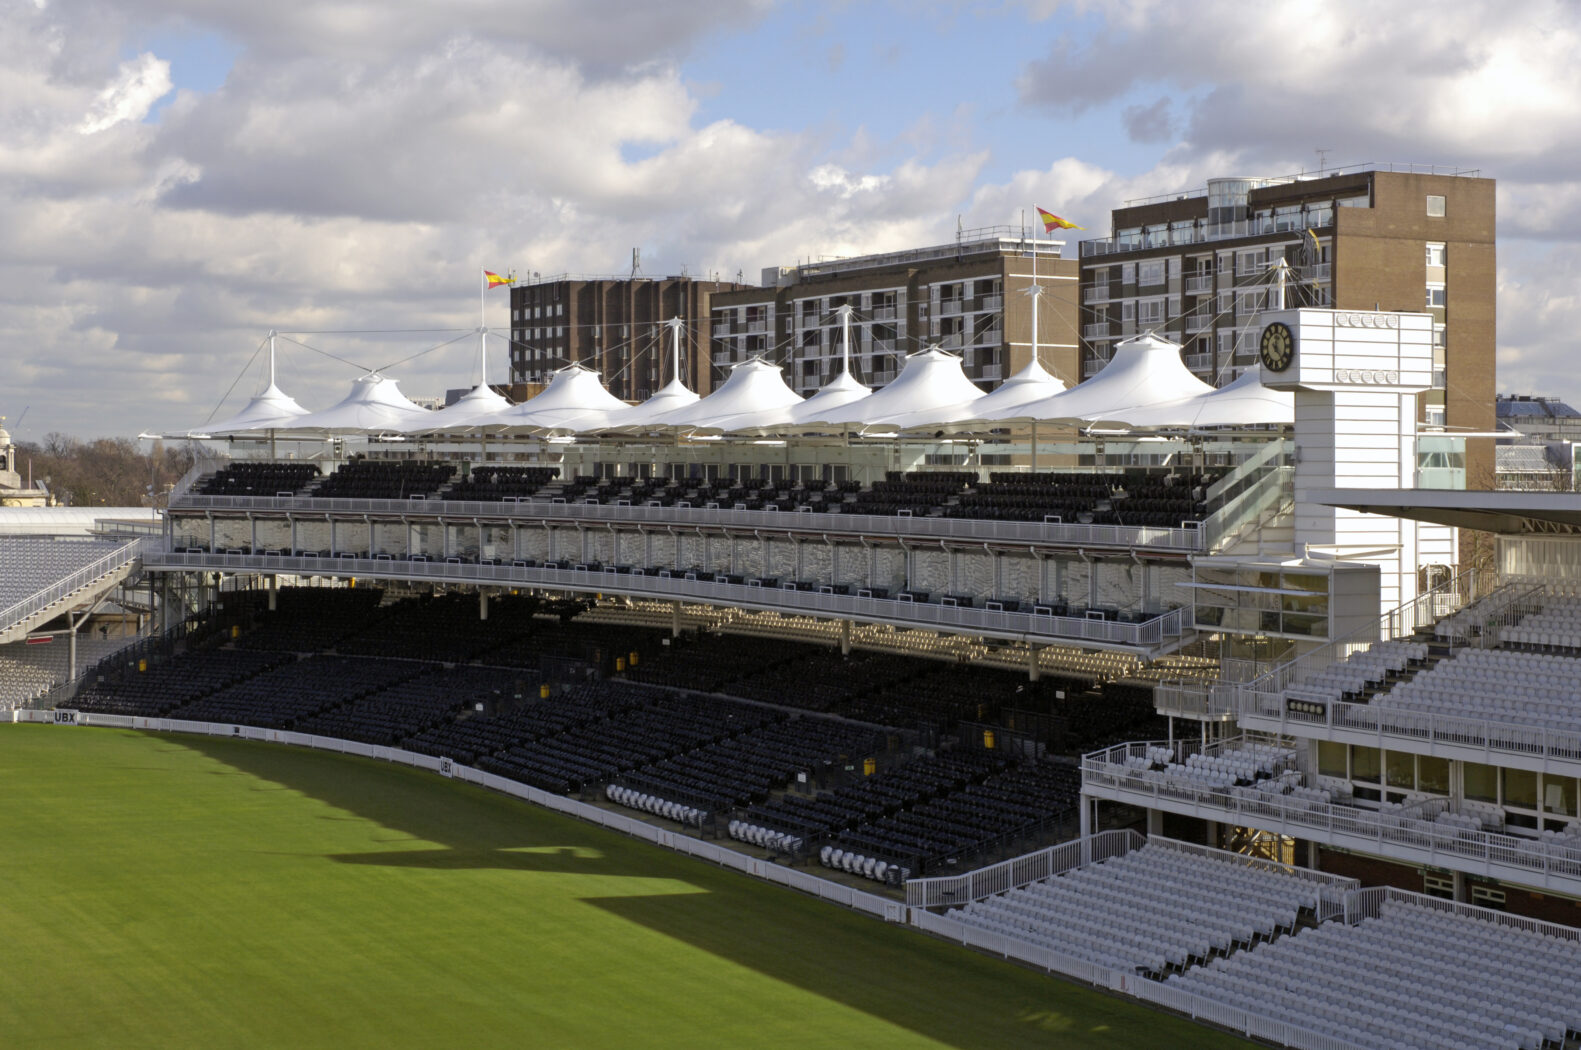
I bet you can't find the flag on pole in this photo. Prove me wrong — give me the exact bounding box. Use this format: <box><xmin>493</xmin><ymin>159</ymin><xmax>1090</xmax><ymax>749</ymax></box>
<box><xmin>1036</xmin><ymin>207</ymin><xmax>1084</xmax><ymax>232</ymax></box>
<box><xmin>484</xmin><ymin>270</ymin><xmax>513</xmax><ymax>288</ymax></box>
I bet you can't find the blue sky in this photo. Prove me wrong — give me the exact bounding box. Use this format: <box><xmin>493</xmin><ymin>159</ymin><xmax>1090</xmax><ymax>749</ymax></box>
<box><xmin>1</xmin><ymin>0</ymin><xmax>1577</xmax><ymax>437</ymax></box>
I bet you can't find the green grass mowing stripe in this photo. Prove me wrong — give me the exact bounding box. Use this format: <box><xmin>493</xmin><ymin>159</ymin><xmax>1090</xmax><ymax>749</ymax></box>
<box><xmin>0</xmin><ymin>725</ymin><xmax>1254</xmax><ymax>1049</ymax></box>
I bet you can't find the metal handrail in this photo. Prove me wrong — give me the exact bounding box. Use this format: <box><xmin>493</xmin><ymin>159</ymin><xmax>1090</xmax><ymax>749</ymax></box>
<box><xmin>144</xmin><ymin>551</ymin><xmax>1184</xmax><ymax>651</ymax></box>
<box><xmin>167</xmin><ymin>494</ymin><xmax>1207</xmax><ymax>553</ymax></box>
<box><xmin>0</xmin><ymin>538</ymin><xmax>149</xmax><ymax>633</ymax></box>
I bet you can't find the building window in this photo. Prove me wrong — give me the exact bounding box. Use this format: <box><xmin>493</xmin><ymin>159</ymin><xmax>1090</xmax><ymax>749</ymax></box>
<box><xmin>1426</xmin><ymin>406</ymin><xmax>1446</xmax><ymax>427</ymax></box>
<box><xmin>1426</xmin><ymin>242</ymin><xmax>1447</xmax><ymax>267</ymax></box>
<box><xmin>1138</xmin><ymin>260</ymin><xmax>1165</xmax><ymax>286</ymax></box>
<box><xmin>1426</xmin><ymin>194</ymin><xmax>1446</xmax><ymax>217</ymax></box>
<box><xmin>1139</xmin><ymin>299</ymin><xmax>1165</xmax><ymax>325</ymax></box>
<box><xmin>1426</xmin><ymin>285</ymin><xmax>1447</xmax><ymax>308</ymax></box>
<box><xmin>1121</xmin><ymin>300</ymin><xmax>1136</xmax><ymax>322</ymax></box>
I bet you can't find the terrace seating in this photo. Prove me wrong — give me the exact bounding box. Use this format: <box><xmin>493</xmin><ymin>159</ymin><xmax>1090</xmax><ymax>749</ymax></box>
<box><xmin>1122</xmin><ymin>742</ymin><xmax>1297</xmax><ymax>791</ymax></box>
<box><xmin>233</xmin><ymin>587</ymin><xmax>386</xmax><ymax>652</ymax></box>
<box><xmin>291</xmin><ymin>665</ymin><xmax>530</xmax><ymax>746</ymax></box>
<box><xmin>954</xmin><ymin>842</ymin><xmax>1331</xmax><ymax>976</ymax></box>
<box><xmin>1503</xmin><ymin>596</ymin><xmax>1581</xmax><ymax>651</ymax></box>
<box><xmin>310</xmin><ymin>460</ymin><xmax>456</xmax><ymax>500</ymax></box>
<box><xmin>401</xmin><ymin>683</ymin><xmax>643</xmax><ymax>765</ymax></box>
<box><xmin>167</xmin><ymin>655</ymin><xmax>428</xmax><ymax>729</ymax></box>
<box><xmin>1283</xmin><ymin>639</ymin><xmax>1431</xmax><ymax>704</ymax></box>
<box><xmin>610</xmin><ymin>716</ymin><xmax>884</xmax><ymax>825</ymax></box>
<box><xmin>72</xmin><ymin>648</ymin><xmax>293</xmax><ymax>716</ymax></box>
<box><xmin>1372</xmin><ymin>647</ymin><xmax>1581</xmax><ymax>737</ymax></box>
<box><xmin>442</xmin><ymin>466</ymin><xmax>559</xmax><ymax>502</ymax></box>
<box><xmin>0</xmin><ymin>538</ymin><xmax>130</xmax><ymax>615</ymax></box>
<box><xmin>1163</xmin><ymin>897</ymin><xmax>1581</xmax><ymax>1050</ymax></box>
<box><xmin>197</xmin><ymin>461</ymin><xmax>320</xmax><ymax>497</ymax></box>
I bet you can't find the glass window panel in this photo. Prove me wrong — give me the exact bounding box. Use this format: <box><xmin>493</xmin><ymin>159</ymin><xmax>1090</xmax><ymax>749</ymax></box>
<box><xmin>1386</xmin><ymin>751</ymin><xmax>1416</xmax><ymax>789</ymax></box>
<box><xmin>1351</xmin><ymin>746</ymin><xmax>1380</xmax><ymax>784</ymax></box>
<box><xmin>1418</xmin><ymin>756</ymin><xmax>1449</xmax><ymax>794</ymax></box>
<box><xmin>1464</xmin><ymin>762</ymin><xmax>1497</xmax><ymax>803</ymax></box>
<box><xmin>1504</xmin><ymin>768</ymin><xmax>1538</xmax><ymax>810</ymax></box>
<box><xmin>1317</xmin><ymin>741</ymin><xmax>1347</xmax><ymax>778</ymax></box>
<box><xmin>1543</xmin><ymin>776</ymin><xmax>1577</xmax><ymax>817</ymax></box>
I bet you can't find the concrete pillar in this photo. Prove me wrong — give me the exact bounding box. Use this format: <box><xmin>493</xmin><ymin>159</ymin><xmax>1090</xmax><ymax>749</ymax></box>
<box><xmin>268</xmin><ymin>576</ymin><xmax>278</xmax><ymax>612</ymax></box>
<box><xmin>1026</xmin><ymin>644</ymin><xmax>1040</xmax><ymax>682</ymax></box>
<box><xmin>1452</xmin><ymin>870</ymin><xmax>1468</xmax><ymax>903</ymax></box>
<box><xmin>671</xmin><ymin>600</ymin><xmax>681</xmax><ymax>638</ymax></box>
<box><xmin>1146</xmin><ymin>808</ymin><xmax>1163</xmax><ymax>838</ymax></box>
<box><xmin>840</xmin><ymin>618</ymin><xmax>852</xmax><ymax>656</ymax></box>
<box><xmin>479</xmin><ymin>589</ymin><xmax>489</xmax><ymax>621</ymax></box>
<box><xmin>1205</xmin><ymin>820</ymin><xmax>1220</xmax><ymax>850</ymax></box>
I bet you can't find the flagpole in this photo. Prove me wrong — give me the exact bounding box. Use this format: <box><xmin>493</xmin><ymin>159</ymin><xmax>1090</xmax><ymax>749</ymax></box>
<box><xmin>480</xmin><ymin>268</ymin><xmax>486</xmax><ymax>329</ymax></box>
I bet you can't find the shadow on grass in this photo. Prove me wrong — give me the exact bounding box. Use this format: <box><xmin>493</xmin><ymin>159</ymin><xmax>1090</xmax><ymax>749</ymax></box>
<box><xmin>166</xmin><ymin>733</ymin><xmax>1248</xmax><ymax>1050</ymax></box>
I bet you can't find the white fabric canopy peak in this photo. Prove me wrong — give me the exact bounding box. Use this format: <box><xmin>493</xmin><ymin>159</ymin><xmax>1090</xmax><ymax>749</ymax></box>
<box><xmin>803</xmin><ymin>348</ymin><xmax>984</xmax><ymax>429</ymax></box>
<box><xmin>190</xmin><ymin>382</ymin><xmax>311</xmax><ymax>436</ymax></box>
<box><xmin>599</xmin><ymin>375</ymin><xmax>701</xmax><ymax>431</ymax></box>
<box><xmin>281</xmin><ymin>374</ymin><xmax>431</xmax><ymax>433</ymax></box>
<box><xmin>1003</xmin><ymin>332</ymin><xmax>1215</xmax><ymax>424</ymax></box>
<box><xmin>891</xmin><ymin>355</ymin><xmax>1069</xmax><ymax>432</ymax></box>
<box><xmin>494</xmin><ymin>363</ymin><xmax>629</xmax><ymax>433</ymax></box>
<box><xmin>647</xmin><ymin>357</ymin><xmax>803</xmax><ymax>433</ymax></box>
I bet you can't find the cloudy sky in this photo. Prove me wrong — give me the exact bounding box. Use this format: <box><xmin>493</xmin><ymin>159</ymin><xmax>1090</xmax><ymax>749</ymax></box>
<box><xmin>3</xmin><ymin>0</ymin><xmax>1577</xmax><ymax>439</ymax></box>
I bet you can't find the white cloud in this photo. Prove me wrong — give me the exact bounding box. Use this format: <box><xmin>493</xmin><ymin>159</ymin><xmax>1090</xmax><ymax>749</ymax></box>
<box><xmin>79</xmin><ymin>52</ymin><xmax>171</xmax><ymax>133</ymax></box>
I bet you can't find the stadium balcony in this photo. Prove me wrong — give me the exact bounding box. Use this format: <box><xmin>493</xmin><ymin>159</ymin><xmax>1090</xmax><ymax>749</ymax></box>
<box><xmin>145</xmin><ymin>550</ymin><xmax>1191</xmax><ymax>656</ymax></box>
<box><xmin>1081</xmin><ymin>735</ymin><xmax>1581</xmax><ymax>897</ymax></box>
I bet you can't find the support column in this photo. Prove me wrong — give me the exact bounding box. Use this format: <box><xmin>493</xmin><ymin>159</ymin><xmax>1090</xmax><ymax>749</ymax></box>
<box><xmin>1146</xmin><ymin>808</ymin><xmax>1163</xmax><ymax>838</ymax></box>
<box><xmin>479</xmin><ymin>589</ymin><xmax>489</xmax><ymax>621</ymax></box>
<box><xmin>1026</xmin><ymin>644</ymin><xmax>1040</xmax><ymax>682</ymax></box>
<box><xmin>840</xmin><ymin>618</ymin><xmax>852</xmax><ymax>656</ymax></box>
<box><xmin>1452</xmin><ymin>870</ymin><xmax>1468</xmax><ymax>903</ymax></box>
<box><xmin>268</xmin><ymin>575</ymin><xmax>278</xmax><ymax>612</ymax></box>
<box><xmin>671</xmin><ymin>600</ymin><xmax>681</xmax><ymax>638</ymax></box>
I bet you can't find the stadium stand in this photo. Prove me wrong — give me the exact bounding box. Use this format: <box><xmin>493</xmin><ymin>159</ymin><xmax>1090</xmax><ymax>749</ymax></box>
<box><xmin>1164</xmin><ymin>896</ymin><xmax>1581</xmax><ymax>1050</ymax></box>
<box><xmin>0</xmin><ymin>538</ymin><xmax>131</xmax><ymax>613</ymax></box>
<box><xmin>309</xmin><ymin>459</ymin><xmax>455</xmax><ymax>500</ymax></box>
<box><xmin>167</xmin><ymin>654</ymin><xmax>428</xmax><ymax>728</ymax></box>
<box><xmin>441</xmin><ymin>466</ymin><xmax>559</xmax><ymax>501</ymax></box>
<box><xmin>197</xmin><ymin>461</ymin><xmax>320</xmax><ymax>497</ymax></box>
<box><xmin>952</xmin><ymin>841</ymin><xmax>1334</xmax><ymax>976</ymax></box>
<box><xmin>73</xmin><ymin>648</ymin><xmax>293</xmax><ymax>716</ymax></box>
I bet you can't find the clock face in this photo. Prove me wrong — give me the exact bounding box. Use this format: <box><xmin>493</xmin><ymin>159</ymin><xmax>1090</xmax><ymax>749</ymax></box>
<box><xmin>1259</xmin><ymin>322</ymin><xmax>1295</xmax><ymax>373</ymax></box>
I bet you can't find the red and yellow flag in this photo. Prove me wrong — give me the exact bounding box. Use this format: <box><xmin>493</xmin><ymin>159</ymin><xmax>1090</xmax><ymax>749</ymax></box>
<box><xmin>484</xmin><ymin>270</ymin><xmax>513</xmax><ymax>288</ymax></box>
<box><xmin>1036</xmin><ymin>207</ymin><xmax>1084</xmax><ymax>232</ymax></box>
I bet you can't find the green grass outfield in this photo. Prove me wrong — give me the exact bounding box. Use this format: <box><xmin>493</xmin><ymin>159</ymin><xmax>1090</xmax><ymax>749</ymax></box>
<box><xmin>0</xmin><ymin>724</ymin><xmax>1252</xmax><ymax>1050</ymax></box>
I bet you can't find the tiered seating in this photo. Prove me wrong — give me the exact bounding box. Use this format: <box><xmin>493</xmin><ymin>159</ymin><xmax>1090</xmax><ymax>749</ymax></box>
<box><xmin>954</xmin><ymin>842</ymin><xmax>1330</xmax><ymax>975</ymax></box>
<box><xmin>442</xmin><ymin>466</ymin><xmax>558</xmax><ymax>501</ymax></box>
<box><xmin>846</xmin><ymin>471</ymin><xmax>975</xmax><ymax>517</ymax></box>
<box><xmin>167</xmin><ymin>655</ymin><xmax>426</xmax><ymax>728</ymax></box>
<box><xmin>234</xmin><ymin>587</ymin><xmax>386</xmax><ymax>651</ymax></box>
<box><xmin>334</xmin><ymin>592</ymin><xmax>540</xmax><ymax>662</ymax></box>
<box><xmin>610</xmin><ymin>716</ymin><xmax>883</xmax><ymax>824</ymax></box>
<box><xmin>819</xmin><ymin>760</ymin><xmax>1082</xmax><ymax>882</ymax></box>
<box><xmin>1374</xmin><ymin>647</ymin><xmax>1581</xmax><ymax>734</ymax></box>
<box><xmin>1164</xmin><ymin>897</ymin><xmax>1581</xmax><ymax>1050</ymax></box>
<box><xmin>946</xmin><ymin>470</ymin><xmax>1217</xmax><ymax>526</ymax></box>
<box><xmin>1503</xmin><ymin>595</ymin><xmax>1581</xmax><ymax>650</ymax></box>
<box><xmin>0</xmin><ymin>538</ymin><xmax>129</xmax><ymax>614</ymax></box>
<box><xmin>1122</xmin><ymin>742</ymin><xmax>1296</xmax><ymax>791</ymax></box>
<box><xmin>623</xmin><ymin>632</ymin><xmax>811</xmax><ymax>692</ymax></box>
<box><xmin>478</xmin><ymin>691</ymin><xmax>776</xmax><ymax>794</ymax></box>
<box><xmin>1284</xmin><ymin>638</ymin><xmax>1431</xmax><ymax>703</ymax></box>
<box><xmin>311</xmin><ymin>460</ymin><xmax>455</xmax><ymax>499</ymax></box>
<box><xmin>401</xmin><ymin>683</ymin><xmax>642</xmax><ymax>765</ymax></box>
<box><xmin>72</xmin><ymin>649</ymin><xmax>292</xmax><ymax>716</ymax></box>
<box><xmin>197</xmin><ymin>461</ymin><xmax>319</xmax><ymax>496</ymax></box>
<box><xmin>0</xmin><ymin>634</ymin><xmax>134</xmax><ymax>708</ymax></box>
<box><xmin>291</xmin><ymin>665</ymin><xmax>528</xmax><ymax>745</ymax></box>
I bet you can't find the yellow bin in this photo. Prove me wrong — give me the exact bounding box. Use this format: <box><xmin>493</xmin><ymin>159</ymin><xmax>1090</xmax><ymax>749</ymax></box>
<box><xmin>862</xmin><ymin>757</ymin><xmax>877</xmax><ymax>776</ymax></box>
<box><xmin>539</xmin><ymin>683</ymin><xmax>551</xmax><ymax>699</ymax></box>
<box><xmin>983</xmin><ymin>729</ymin><xmax>996</xmax><ymax>750</ymax></box>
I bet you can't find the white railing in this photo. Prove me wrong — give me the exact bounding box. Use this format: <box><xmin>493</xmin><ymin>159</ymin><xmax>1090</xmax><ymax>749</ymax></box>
<box><xmin>906</xmin><ymin>830</ymin><xmax>1141</xmax><ymax>908</ymax></box>
<box><xmin>1184</xmin><ymin>275</ymin><xmax>1213</xmax><ymax>294</ymax></box>
<box><xmin>168</xmin><ymin>494</ymin><xmax>1208</xmax><ymax>553</ymax></box>
<box><xmin>146</xmin><ymin>551</ymin><xmax>1188</xmax><ymax>651</ymax></box>
<box><xmin>1199</xmin><ymin>462</ymin><xmax>1291</xmax><ymax>551</ymax></box>
<box><xmin>17</xmin><ymin>710</ymin><xmax>905</xmax><ymax>922</ymax></box>
<box><xmin>1083</xmin><ymin>287</ymin><xmax>1107</xmax><ymax>304</ymax></box>
<box><xmin>1082</xmin><ymin>323</ymin><xmax>1110</xmax><ymax>339</ymax></box>
<box><xmin>0</xmin><ymin>538</ymin><xmax>150</xmax><ymax>636</ymax></box>
<box><xmin>1082</xmin><ymin>745</ymin><xmax>1581</xmax><ymax>889</ymax></box>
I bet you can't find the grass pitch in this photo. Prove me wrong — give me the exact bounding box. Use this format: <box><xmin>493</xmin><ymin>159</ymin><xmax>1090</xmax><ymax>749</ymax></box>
<box><xmin>0</xmin><ymin>725</ymin><xmax>1251</xmax><ymax>1049</ymax></box>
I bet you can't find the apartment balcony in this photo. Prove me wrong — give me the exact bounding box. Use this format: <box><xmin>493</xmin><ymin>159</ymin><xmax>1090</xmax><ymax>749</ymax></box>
<box><xmin>1312</xmin><ymin>262</ymin><xmax>1332</xmax><ymax>281</ymax></box>
<box><xmin>746</xmin><ymin>320</ymin><xmax>767</xmax><ymax>334</ymax></box>
<box><xmin>1184</xmin><ymin>353</ymin><xmax>1214</xmax><ymax>372</ymax></box>
<box><xmin>871</xmin><ymin>306</ymin><xmax>898</xmax><ymax>321</ymax></box>
<box><xmin>1082</xmin><ymin>323</ymin><xmax>1111</xmax><ymax>340</ymax></box>
<box><xmin>1184</xmin><ymin>316</ymin><xmax>1212</xmax><ymax>334</ymax></box>
<box><xmin>1083</xmin><ymin>739</ymin><xmax>1581</xmax><ymax>895</ymax></box>
<box><xmin>1185</xmin><ymin>275</ymin><xmax>1213</xmax><ymax>295</ymax></box>
<box><xmin>978</xmin><ymin>295</ymin><xmax>1003</xmax><ymax>311</ymax></box>
<box><xmin>712</xmin><ymin>324</ymin><xmax>730</xmax><ymax>338</ymax></box>
<box><xmin>941</xmin><ymin>300</ymin><xmax>963</xmax><ymax>316</ymax></box>
<box><xmin>1084</xmin><ymin>287</ymin><xmax>1108</xmax><ymax>304</ymax></box>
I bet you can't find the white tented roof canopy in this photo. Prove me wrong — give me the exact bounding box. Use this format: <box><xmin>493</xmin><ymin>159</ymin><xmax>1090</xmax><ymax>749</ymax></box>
<box><xmin>495</xmin><ymin>364</ymin><xmax>629</xmax><ymax>433</ymax></box>
<box><xmin>282</xmin><ymin>374</ymin><xmax>431</xmax><ymax>433</ymax></box>
<box><xmin>803</xmin><ymin>348</ymin><xmax>983</xmax><ymax>429</ymax></box>
<box><xmin>1106</xmin><ymin>365</ymin><xmax>1294</xmax><ymax>429</ymax></box>
<box><xmin>645</xmin><ymin>357</ymin><xmax>802</xmax><ymax>433</ymax></box>
<box><xmin>1003</xmin><ymin>332</ymin><xmax>1214</xmax><ymax>424</ymax></box>
<box><xmin>397</xmin><ymin>383</ymin><xmax>511</xmax><ymax>433</ymax></box>
<box><xmin>190</xmin><ymin>382</ymin><xmax>312</xmax><ymax>436</ymax></box>
<box><xmin>599</xmin><ymin>375</ymin><xmax>701</xmax><ymax>431</ymax></box>
<box><xmin>891</xmin><ymin>356</ymin><xmax>1069</xmax><ymax>432</ymax></box>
